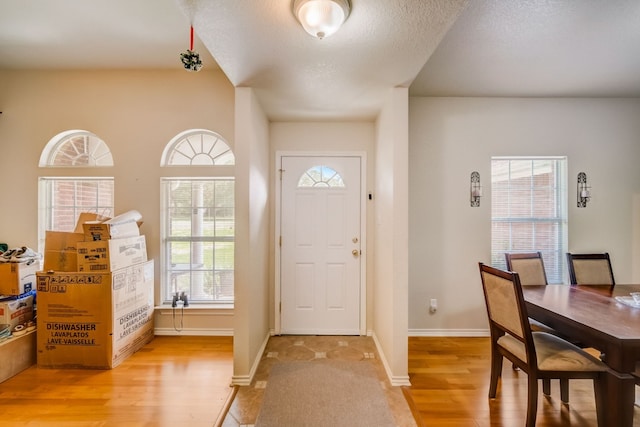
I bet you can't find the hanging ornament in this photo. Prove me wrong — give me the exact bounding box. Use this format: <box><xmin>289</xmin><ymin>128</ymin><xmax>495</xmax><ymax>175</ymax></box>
<box><xmin>180</xmin><ymin>26</ymin><xmax>203</xmax><ymax>72</ymax></box>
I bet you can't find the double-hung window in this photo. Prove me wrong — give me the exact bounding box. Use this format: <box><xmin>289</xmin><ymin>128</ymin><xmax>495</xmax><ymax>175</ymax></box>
<box><xmin>160</xmin><ymin>130</ymin><xmax>235</xmax><ymax>305</ymax></box>
<box><xmin>491</xmin><ymin>157</ymin><xmax>568</xmax><ymax>283</ymax></box>
<box><xmin>38</xmin><ymin>131</ymin><xmax>114</xmax><ymax>252</ymax></box>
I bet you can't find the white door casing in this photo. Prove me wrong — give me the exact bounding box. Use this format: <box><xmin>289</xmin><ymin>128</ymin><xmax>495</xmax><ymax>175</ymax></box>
<box><xmin>278</xmin><ymin>154</ymin><xmax>365</xmax><ymax>335</ymax></box>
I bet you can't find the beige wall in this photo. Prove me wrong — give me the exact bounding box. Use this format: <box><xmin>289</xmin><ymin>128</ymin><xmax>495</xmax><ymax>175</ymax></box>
<box><xmin>232</xmin><ymin>88</ymin><xmax>271</xmax><ymax>384</ymax></box>
<box><xmin>0</xmin><ymin>69</ymin><xmax>235</xmax><ymax>333</ymax></box>
<box><xmin>408</xmin><ymin>97</ymin><xmax>640</xmax><ymax>335</ymax></box>
<box><xmin>373</xmin><ymin>88</ymin><xmax>410</xmax><ymax>385</ymax></box>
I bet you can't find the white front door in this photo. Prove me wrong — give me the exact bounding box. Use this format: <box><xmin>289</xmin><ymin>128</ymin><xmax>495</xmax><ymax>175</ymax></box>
<box><xmin>279</xmin><ymin>155</ymin><xmax>362</xmax><ymax>335</ymax></box>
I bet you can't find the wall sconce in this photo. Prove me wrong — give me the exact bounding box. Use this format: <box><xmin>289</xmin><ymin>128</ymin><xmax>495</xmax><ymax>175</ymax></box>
<box><xmin>293</xmin><ymin>0</ymin><xmax>351</xmax><ymax>39</ymax></box>
<box><xmin>577</xmin><ymin>171</ymin><xmax>591</xmax><ymax>208</ymax></box>
<box><xmin>470</xmin><ymin>171</ymin><xmax>482</xmax><ymax>207</ymax></box>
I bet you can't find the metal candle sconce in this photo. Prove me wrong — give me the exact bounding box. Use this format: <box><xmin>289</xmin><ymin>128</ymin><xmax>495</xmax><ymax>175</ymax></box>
<box><xmin>470</xmin><ymin>171</ymin><xmax>482</xmax><ymax>207</ymax></box>
<box><xmin>577</xmin><ymin>172</ymin><xmax>591</xmax><ymax>208</ymax></box>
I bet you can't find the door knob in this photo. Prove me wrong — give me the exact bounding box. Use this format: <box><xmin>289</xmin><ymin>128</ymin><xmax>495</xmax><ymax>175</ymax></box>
<box><xmin>352</xmin><ymin>249</ymin><xmax>359</xmax><ymax>256</ymax></box>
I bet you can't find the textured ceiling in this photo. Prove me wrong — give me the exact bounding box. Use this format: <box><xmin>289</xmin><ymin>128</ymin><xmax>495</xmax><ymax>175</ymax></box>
<box><xmin>412</xmin><ymin>0</ymin><xmax>640</xmax><ymax>98</ymax></box>
<box><xmin>1</xmin><ymin>0</ymin><xmax>639</xmax><ymax>121</ymax></box>
<box><xmin>178</xmin><ymin>0</ymin><xmax>468</xmax><ymax>120</ymax></box>
<box><xmin>0</xmin><ymin>0</ymin><xmax>216</xmax><ymax>69</ymax></box>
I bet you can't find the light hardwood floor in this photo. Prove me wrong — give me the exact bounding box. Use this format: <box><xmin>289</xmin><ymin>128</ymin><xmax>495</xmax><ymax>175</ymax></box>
<box><xmin>0</xmin><ymin>335</ymin><xmax>234</xmax><ymax>427</ymax></box>
<box><xmin>406</xmin><ymin>336</ymin><xmax>640</xmax><ymax>427</ymax></box>
<box><xmin>1</xmin><ymin>335</ymin><xmax>638</xmax><ymax>426</ymax></box>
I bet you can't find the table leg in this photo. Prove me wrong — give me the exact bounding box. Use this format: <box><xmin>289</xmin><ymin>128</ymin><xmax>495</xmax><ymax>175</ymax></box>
<box><xmin>602</xmin><ymin>369</ymin><xmax>635</xmax><ymax>427</ymax></box>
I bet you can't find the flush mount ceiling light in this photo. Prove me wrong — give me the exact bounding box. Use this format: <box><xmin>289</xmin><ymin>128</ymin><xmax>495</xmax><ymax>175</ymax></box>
<box><xmin>293</xmin><ymin>0</ymin><xmax>351</xmax><ymax>39</ymax></box>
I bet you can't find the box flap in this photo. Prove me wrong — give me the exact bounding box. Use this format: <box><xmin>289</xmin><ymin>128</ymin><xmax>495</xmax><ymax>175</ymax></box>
<box><xmin>74</xmin><ymin>213</ymin><xmax>111</xmax><ymax>233</ymax></box>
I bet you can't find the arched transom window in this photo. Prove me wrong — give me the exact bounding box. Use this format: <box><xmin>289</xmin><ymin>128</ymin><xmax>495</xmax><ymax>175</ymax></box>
<box><xmin>297</xmin><ymin>165</ymin><xmax>345</xmax><ymax>188</ymax></box>
<box><xmin>39</xmin><ymin>130</ymin><xmax>114</xmax><ymax>167</ymax></box>
<box><xmin>161</xmin><ymin>129</ymin><xmax>235</xmax><ymax>166</ymax></box>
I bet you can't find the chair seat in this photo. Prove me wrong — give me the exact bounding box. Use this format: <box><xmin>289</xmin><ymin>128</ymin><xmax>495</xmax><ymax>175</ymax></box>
<box><xmin>498</xmin><ymin>332</ymin><xmax>607</xmax><ymax>372</ymax></box>
<box><xmin>528</xmin><ymin>317</ymin><xmax>557</xmax><ymax>335</ymax></box>
<box><xmin>529</xmin><ymin>317</ymin><xmax>586</xmax><ymax>347</ymax></box>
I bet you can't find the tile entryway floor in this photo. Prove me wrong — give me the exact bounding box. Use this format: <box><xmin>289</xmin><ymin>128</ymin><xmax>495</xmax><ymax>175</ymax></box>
<box><xmin>220</xmin><ymin>335</ymin><xmax>418</xmax><ymax>427</ymax></box>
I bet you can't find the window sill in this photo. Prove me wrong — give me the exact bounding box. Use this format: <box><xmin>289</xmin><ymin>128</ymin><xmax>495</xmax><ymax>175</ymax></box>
<box><xmin>155</xmin><ymin>304</ymin><xmax>234</xmax><ymax>315</ymax></box>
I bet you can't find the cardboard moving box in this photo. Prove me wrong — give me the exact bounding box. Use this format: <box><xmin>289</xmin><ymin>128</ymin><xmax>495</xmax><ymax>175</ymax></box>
<box><xmin>43</xmin><ymin>231</ymin><xmax>85</xmax><ymax>272</ymax></box>
<box><xmin>77</xmin><ymin>235</ymin><xmax>147</xmax><ymax>272</ymax></box>
<box><xmin>73</xmin><ymin>212</ymin><xmax>110</xmax><ymax>233</ymax></box>
<box><xmin>0</xmin><ymin>330</ymin><xmax>36</xmax><ymax>383</ymax></box>
<box><xmin>36</xmin><ymin>260</ymin><xmax>154</xmax><ymax>369</ymax></box>
<box><xmin>0</xmin><ymin>261</ymin><xmax>41</xmax><ymax>296</ymax></box>
<box><xmin>0</xmin><ymin>293</ymin><xmax>34</xmax><ymax>330</ymax></box>
<box><xmin>44</xmin><ymin>211</ymin><xmax>144</xmax><ymax>272</ymax></box>
<box><xmin>83</xmin><ymin>221</ymin><xmax>141</xmax><ymax>241</ymax></box>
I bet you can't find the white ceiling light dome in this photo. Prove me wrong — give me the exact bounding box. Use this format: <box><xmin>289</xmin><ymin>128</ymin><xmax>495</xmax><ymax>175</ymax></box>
<box><xmin>293</xmin><ymin>0</ymin><xmax>351</xmax><ymax>39</ymax></box>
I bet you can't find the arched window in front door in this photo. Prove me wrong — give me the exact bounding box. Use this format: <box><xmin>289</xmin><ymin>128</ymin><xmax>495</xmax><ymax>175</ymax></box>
<box><xmin>297</xmin><ymin>165</ymin><xmax>345</xmax><ymax>188</ymax></box>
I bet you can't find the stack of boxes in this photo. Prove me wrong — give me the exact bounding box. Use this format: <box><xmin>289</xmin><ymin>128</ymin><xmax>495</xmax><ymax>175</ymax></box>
<box><xmin>36</xmin><ymin>212</ymin><xmax>154</xmax><ymax>369</ymax></box>
<box><xmin>0</xmin><ymin>262</ymin><xmax>38</xmax><ymax>329</ymax></box>
<box><xmin>0</xmin><ymin>255</ymin><xmax>39</xmax><ymax>382</ymax></box>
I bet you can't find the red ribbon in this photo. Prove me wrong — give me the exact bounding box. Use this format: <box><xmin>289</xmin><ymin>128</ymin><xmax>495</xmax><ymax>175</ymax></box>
<box><xmin>190</xmin><ymin>26</ymin><xmax>194</xmax><ymax>51</ymax></box>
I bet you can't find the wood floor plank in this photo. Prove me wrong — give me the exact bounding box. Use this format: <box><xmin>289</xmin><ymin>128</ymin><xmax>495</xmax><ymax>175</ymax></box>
<box><xmin>405</xmin><ymin>337</ymin><xmax>640</xmax><ymax>426</ymax></box>
<box><xmin>0</xmin><ymin>336</ymin><xmax>233</xmax><ymax>427</ymax></box>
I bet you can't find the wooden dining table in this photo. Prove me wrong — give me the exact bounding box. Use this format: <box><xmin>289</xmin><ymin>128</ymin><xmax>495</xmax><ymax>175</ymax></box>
<box><xmin>522</xmin><ymin>284</ymin><xmax>640</xmax><ymax>427</ymax></box>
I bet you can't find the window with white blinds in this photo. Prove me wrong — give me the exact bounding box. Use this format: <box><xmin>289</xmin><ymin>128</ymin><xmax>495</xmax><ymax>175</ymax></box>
<box><xmin>491</xmin><ymin>157</ymin><xmax>568</xmax><ymax>283</ymax></box>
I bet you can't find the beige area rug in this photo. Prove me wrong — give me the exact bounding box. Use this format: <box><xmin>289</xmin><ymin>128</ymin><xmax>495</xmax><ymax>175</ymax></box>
<box><xmin>255</xmin><ymin>360</ymin><xmax>396</xmax><ymax>427</ymax></box>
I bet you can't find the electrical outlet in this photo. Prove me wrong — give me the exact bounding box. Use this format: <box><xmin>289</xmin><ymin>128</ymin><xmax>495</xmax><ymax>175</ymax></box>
<box><xmin>429</xmin><ymin>298</ymin><xmax>438</xmax><ymax>313</ymax></box>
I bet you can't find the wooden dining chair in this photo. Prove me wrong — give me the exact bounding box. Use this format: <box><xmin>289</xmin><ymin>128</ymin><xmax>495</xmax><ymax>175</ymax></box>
<box><xmin>566</xmin><ymin>252</ymin><xmax>615</xmax><ymax>285</ymax></box>
<box><xmin>505</xmin><ymin>252</ymin><xmax>557</xmax><ymax>334</ymax></box>
<box><xmin>505</xmin><ymin>252</ymin><xmax>548</xmax><ymax>286</ymax></box>
<box><xmin>507</xmin><ymin>251</ymin><xmax>603</xmax><ymax>401</ymax></box>
<box><xmin>478</xmin><ymin>263</ymin><xmax>608</xmax><ymax>427</ymax></box>
<box><xmin>505</xmin><ymin>252</ymin><xmax>558</xmax><ymax>393</ymax></box>
<box><xmin>570</xmin><ymin>253</ymin><xmax>640</xmax><ymax>392</ymax></box>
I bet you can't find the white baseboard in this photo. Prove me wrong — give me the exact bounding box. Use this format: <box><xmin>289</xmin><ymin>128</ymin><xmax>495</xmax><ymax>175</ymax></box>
<box><xmin>154</xmin><ymin>327</ymin><xmax>234</xmax><ymax>336</ymax></box>
<box><xmin>371</xmin><ymin>332</ymin><xmax>412</xmax><ymax>387</ymax></box>
<box><xmin>231</xmin><ymin>331</ymin><xmax>270</xmax><ymax>386</ymax></box>
<box><xmin>408</xmin><ymin>329</ymin><xmax>490</xmax><ymax>337</ymax></box>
